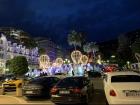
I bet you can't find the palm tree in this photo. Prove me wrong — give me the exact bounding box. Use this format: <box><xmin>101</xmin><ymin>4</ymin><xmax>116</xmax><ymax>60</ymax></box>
<box><xmin>89</xmin><ymin>42</ymin><xmax>99</xmax><ymax>56</ymax></box>
<box><xmin>67</xmin><ymin>30</ymin><xmax>82</xmax><ymax>50</ymax></box>
<box><xmin>83</xmin><ymin>43</ymin><xmax>90</xmax><ymax>53</ymax></box>
<box><xmin>83</xmin><ymin>42</ymin><xmax>99</xmax><ymax>62</ymax></box>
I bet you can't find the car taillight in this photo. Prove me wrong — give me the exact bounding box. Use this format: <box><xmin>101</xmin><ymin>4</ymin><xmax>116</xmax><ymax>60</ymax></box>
<box><xmin>110</xmin><ymin>89</ymin><xmax>116</xmax><ymax>96</ymax></box>
<box><xmin>72</xmin><ymin>88</ymin><xmax>81</xmax><ymax>94</ymax></box>
<box><xmin>51</xmin><ymin>86</ymin><xmax>58</xmax><ymax>95</ymax></box>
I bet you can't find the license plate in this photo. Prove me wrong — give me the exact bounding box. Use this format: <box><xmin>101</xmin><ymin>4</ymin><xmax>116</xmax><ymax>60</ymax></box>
<box><xmin>25</xmin><ymin>91</ymin><xmax>33</xmax><ymax>94</ymax></box>
<box><xmin>4</xmin><ymin>84</ymin><xmax>9</xmax><ymax>87</ymax></box>
<box><xmin>126</xmin><ymin>92</ymin><xmax>140</xmax><ymax>96</ymax></box>
<box><xmin>59</xmin><ymin>90</ymin><xmax>70</xmax><ymax>94</ymax></box>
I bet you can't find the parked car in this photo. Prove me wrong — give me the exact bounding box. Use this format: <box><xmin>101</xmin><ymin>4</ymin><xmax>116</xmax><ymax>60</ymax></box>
<box><xmin>103</xmin><ymin>71</ymin><xmax>140</xmax><ymax>105</ymax></box>
<box><xmin>2</xmin><ymin>77</ymin><xmax>22</xmax><ymax>91</ymax></box>
<box><xmin>22</xmin><ymin>76</ymin><xmax>60</xmax><ymax>98</ymax></box>
<box><xmin>89</xmin><ymin>71</ymin><xmax>102</xmax><ymax>78</ymax></box>
<box><xmin>51</xmin><ymin>76</ymin><xmax>94</xmax><ymax>104</ymax></box>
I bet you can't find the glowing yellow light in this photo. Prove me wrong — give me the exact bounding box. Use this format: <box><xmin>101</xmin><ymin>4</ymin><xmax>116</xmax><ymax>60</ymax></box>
<box><xmin>81</xmin><ymin>55</ymin><xmax>88</xmax><ymax>65</ymax></box>
<box><xmin>97</xmin><ymin>55</ymin><xmax>101</xmax><ymax>64</ymax></box>
<box><xmin>71</xmin><ymin>50</ymin><xmax>82</xmax><ymax>64</ymax></box>
<box><xmin>55</xmin><ymin>58</ymin><xmax>63</xmax><ymax>67</ymax></box>
<box><xmin>39</xmin><ymin>54</ymin><xmax>50</xmax><ymax>69</ymax></box>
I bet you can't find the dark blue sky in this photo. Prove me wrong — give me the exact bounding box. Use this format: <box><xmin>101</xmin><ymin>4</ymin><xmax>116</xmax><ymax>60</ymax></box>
<box><xmin>0</xmin><ymin>0</ymin><xmax>140</xmax><ymax>46</ymax></box>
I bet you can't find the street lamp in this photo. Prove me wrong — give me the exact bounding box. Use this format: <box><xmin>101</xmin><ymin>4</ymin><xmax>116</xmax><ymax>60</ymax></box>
<box><xmin>111</xmin><ymin>55</ymin><xmax>116</xmax><ymax>58</ymax></box>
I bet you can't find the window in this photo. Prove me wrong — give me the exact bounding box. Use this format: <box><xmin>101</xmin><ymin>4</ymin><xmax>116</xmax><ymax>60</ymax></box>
<box><xmin>111</xmin><ymin>75</ymin><xmax>140</xmax><ymax>82</ymax></box>
<box><xmin>56</xmin><ymin>77</ymin><xmax>87</xmax><ymax>88</ymax></box>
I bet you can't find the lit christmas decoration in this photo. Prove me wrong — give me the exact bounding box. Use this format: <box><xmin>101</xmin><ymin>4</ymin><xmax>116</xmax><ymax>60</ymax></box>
<box><xmin>71</xmin><ymin>50</ymin><xmax>82</xmax><ymax>64</ymax></box>
<box><xmin>55</xmin><ymin>58</ymin><xmax>63</xmax><ymax>67</ymax></box>
<box><xmin>97</xmin><ymin>55</ymin><xmax>102</xmax><ymax>64</ymax></box>
<box><xmin>39</xmin><ymin>54</ymin><xmax>50</xmax><ymax>69</ymax></box>
<box><xmin>81</xmin><ymin>55</ymin><xmax>88</xmax><ymax>65</ymax></box>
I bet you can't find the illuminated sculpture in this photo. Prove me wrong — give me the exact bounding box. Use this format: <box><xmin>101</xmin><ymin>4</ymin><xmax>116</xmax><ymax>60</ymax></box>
<box><xmin>39</xmin><ymin>54</ymin><xmax>50</xmax><ymax>69</ymax></box>
<box><xmin>55</xmin><ymin>58</ymin><xmax>63</xmax><ymax>67</ymax></box>
<box><xmin>0</xmin><ymin>34</ymin><xmax>39</xmax><ymax>73</ymax></box>
<box><xmin>97</xmin><ymin>54</ymin><xmax>102</xmax><ymax>64</ymax></box>
<box><xmin>81</xmin><ymin>55</ymin><xmax>88</xmax><ymax>65</ymax></box>
<box><xmin>71</xmin><ymin>50</ymin><xmax>82</xmax><ymax>64</ymax></box>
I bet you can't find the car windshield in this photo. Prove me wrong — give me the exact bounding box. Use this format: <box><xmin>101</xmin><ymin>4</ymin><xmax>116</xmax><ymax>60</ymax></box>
<box><xmin>111</xmin><ymin>75</ymin><xmax>140</xmax><ymax>82</ymax></box>
<box><xmin>56</xmin><ymin>77</ymin><xmax>86</xmax><ymax>88</ymax></box>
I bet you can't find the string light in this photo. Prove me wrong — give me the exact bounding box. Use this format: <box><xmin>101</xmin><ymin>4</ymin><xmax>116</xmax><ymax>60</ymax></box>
<box><xmin>81</xmin><ymin>55</ymin><xmax>88</xmax><ymax>65</ymax></box>
<box><xmin>55</xmin><ymin>58</ymin><xmax>63</xmax><ymax>67</ymax></box>
<box><xmin>71</xmin><ymin>50</ymin><xmax>82</xmax><ymax>64</ymax></box>
<box><xmin>39</xmin><ymin>54</ymin><xmax>50</xmax><ymax>69</ymax></box>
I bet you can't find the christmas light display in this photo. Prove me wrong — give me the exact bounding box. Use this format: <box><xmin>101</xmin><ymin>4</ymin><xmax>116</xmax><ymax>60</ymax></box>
<box><xmin>71</xmin><ymin>50</ymin><xmax>82</xmax><ymax>64</ymax></box>
<box><xmin>55</xmin><ymin>58</ymin><xmax>63</xmax><ymax>67</ymax></box>
<box><xmin>81</xmin><ymin>55</ymin><xmax>88</xmax><ymax>65</ymax></box>
<box><xmin>39</xmin><ymin>54</ymin><xmax>50</xmax><ymax>69</ymax></box>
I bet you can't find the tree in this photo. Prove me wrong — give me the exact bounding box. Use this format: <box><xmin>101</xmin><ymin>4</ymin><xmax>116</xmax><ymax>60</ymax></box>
<box><xmin>83</xmin><ymin>42</ymin><xmax>99</xmax><ymax>62</ymax></box>
<box><xmin>83</xmin><ymin>42</ymin><xmax>99</xmax><ymax>55</ymax></box>
<box><xmin>6</xmin><ymin>60</ymin><xmax>11</xmax><ymax>69</ymax></box>
<box><xmin>67</xmin><ymin>30</ymin><xmax>83</xmax><ymax>50</ymax></box>
<box><xmin>8</xmin><ymin>56</ymin><xmax>29</xmax><ymax>76</ymax></box>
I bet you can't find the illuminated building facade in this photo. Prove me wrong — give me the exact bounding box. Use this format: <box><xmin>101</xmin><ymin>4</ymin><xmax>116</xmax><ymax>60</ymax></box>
<box><xmin>0</xmin><ymin>34</ymin><xmax>39</xmax><ymax>74</ymax></box>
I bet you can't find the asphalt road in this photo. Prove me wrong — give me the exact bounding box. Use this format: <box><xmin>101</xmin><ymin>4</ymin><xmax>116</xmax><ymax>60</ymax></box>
<box><xmin>4</xmin><ymin>77</ymin><xmax>106</xmax><ymax>105</ymax></box>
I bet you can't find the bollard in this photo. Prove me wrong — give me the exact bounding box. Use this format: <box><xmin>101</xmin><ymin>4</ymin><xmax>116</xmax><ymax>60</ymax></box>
<box><xmin>0</xmin><ymin>84</ymin><xmax>5</xmax><ymax>95</ymax></box>
<box><xmin>16</xmin><ymin>84</ymin><xmax>22</xmax><ymax>97</ymax></box>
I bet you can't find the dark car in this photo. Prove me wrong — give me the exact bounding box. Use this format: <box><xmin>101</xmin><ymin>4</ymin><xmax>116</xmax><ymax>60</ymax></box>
<box><xmin>22</xmin><ymin>76</ymin><xmax>60</xmax><ymax>98</ymax></box>
<box><xmin>89</xmin><ymin>71</ymin><xmax>102</xmax><ymax>78</ymax></box>
<box><xmin>51</xmin><ymin>76</ymin><xmax>94</xmax><ymax>105</ymax></box>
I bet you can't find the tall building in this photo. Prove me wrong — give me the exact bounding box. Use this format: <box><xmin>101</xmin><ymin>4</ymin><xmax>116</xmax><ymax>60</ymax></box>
<box><xmin>35</xmin><ymin>37</ymin><xmax>65</xmax><ymax>62</ymax></box>
<box><xmin>0</xmin><ymin>27</ymin><xmax>29</xmax><ymax>38</ymax></box>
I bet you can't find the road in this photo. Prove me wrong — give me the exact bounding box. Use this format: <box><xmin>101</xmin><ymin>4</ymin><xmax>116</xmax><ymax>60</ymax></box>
<box><xmin>92</xmin><ymin>78</ymin><xmax>106</xmax><ymax>105</ymax></box>
<box><xmin>3</xmin><ymin>78</ymin><xmax>106</xmax><ymax>105</ymax></box>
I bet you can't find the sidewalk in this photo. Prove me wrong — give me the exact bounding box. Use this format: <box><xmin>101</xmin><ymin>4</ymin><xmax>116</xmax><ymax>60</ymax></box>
<box><xmin>0</xmin><ymin>95</ymin><xmax>27</xmax><ymax>104</ymax></box>
<box><xmin>0</xmin><ymin>95</ymin><xmax>54</xmax><ymax>104</ymax></box>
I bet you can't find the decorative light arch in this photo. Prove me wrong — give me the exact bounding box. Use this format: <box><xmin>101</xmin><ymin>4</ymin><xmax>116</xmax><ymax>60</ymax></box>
<box><xmin>55</xmin><ymin>58</ymin><xmax>63</xmax><ymax>67</ymax></box>
<box><xmin>39</xmin><ymin>54</ymin><xmax>50</xmax><ymax>69</ymax></box>
<box><xmin>71</xmin><ymin>50</ymin><xmax>82</xmax><ymax>64</ymax></box>
<box><xmin>81</xmin><ymin>55</ymin><xmax>88</xmax><ymax>65</ymax></box>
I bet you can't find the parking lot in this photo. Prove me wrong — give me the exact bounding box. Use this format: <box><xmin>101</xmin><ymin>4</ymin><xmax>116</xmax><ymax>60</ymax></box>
<box><xmin>0</xmin><ymin>78</ymin><xmax>106</xmax><ymax>105</ymax></box>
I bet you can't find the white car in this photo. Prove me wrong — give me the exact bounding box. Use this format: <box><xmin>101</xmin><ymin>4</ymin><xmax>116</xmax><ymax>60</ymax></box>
<box><xmin>103</xmin><ymin>71</ymin><xmax>140</xmax><ymax>105</ymax></box>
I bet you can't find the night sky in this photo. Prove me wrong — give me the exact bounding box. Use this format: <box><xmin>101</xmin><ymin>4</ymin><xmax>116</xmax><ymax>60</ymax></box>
<box><xmin>0</xmin><ymin>0</ymin><xmax>140</xmax><ymax>47</ymax></box>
